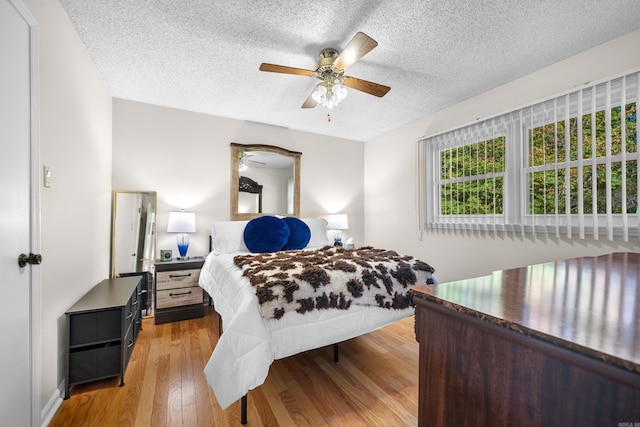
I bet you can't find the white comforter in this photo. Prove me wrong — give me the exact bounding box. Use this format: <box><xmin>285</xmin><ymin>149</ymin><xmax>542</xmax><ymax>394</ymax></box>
<box><xmin>198</xmin><ymin>250</ymin><xmax>414</xmax><ymax>409</ymax></box>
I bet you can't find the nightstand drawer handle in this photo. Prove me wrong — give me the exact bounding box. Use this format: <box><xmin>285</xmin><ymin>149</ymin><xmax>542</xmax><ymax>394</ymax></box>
<box><xmin>169</xmin><ymin>290</ymin><xmax>192</xmax><ymax>297</ymax></box>
<box><xmin>169</xmin><ymin>273</ymin><xmax>192</xmax><ymax>278</ymax></box>
<box><xmin>125</xmin><ymin>312</ymin><xmax>133</xmax><ymax>320</ymax></box>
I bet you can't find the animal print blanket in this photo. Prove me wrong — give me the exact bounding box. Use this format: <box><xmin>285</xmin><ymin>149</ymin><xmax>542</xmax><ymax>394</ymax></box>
<box><xmin>233</xmin><ymin>246</ymin><xmax>435</xmax><ymax>319</ymax></box>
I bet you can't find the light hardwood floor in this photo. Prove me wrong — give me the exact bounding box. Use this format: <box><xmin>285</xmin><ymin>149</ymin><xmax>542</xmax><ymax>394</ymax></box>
<box><xmin>49</xmin><ymin>306</ymin><xmax>419</xmax><ymax>426</ymax></box>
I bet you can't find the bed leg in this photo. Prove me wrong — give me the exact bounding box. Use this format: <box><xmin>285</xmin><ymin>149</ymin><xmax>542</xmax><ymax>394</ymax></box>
<box><xmin>333</xmin><ymin>343</ymin><xmax>339</xmax><ymax>363</ymax></box>
<box><xmin>241</xmin><ymin>394</ymin><xmax>247</xmax><ymax>424</ymax></box>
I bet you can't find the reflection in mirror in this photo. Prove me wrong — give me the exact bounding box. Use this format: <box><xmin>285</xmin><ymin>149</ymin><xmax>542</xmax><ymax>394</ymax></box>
<box><xmin>238</xmin><ymin>176</ymin><xmax>263</xmax><ymax>214</ymax></box>
<box><xmin>111</xmin><ymin>191</ymin><xmax>156</xmax><ymax>316</ymax></box>
<box><xmin>231</xmin><ymin>143</ymin><xmax>301</xmax><ymax>220</ymax></box>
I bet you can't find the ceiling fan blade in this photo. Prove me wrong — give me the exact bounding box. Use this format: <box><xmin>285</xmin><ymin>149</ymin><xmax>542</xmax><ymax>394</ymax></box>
<box><xmin>343</xmin><ymin>76</ymin><xmax>390</xmax><ymax>98</ymax></box>
<box><xmin>259</xmin><ymin>63</ymin><xmax>315</xmax><ymax>76</ymax></box>
<box><xmin>301</xmin><ymin>90</ymin><xmax>317</xmax><ymax>108</ymax></box>
<box><xmin>333</xmin><ymin>32</ymin><xmax>378</xmax><ymax>71</ymax></box>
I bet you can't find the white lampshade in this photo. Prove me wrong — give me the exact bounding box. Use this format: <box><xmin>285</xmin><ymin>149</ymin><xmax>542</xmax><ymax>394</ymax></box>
<box><xmin>327</xmin><ymin>214</ymin><xmax>348</xmax><ymax>230</ymax></box>
<box><xmin>167</xmin><ymin>211</ymin><xmax>196</xmax><ymax>233</ymax></box>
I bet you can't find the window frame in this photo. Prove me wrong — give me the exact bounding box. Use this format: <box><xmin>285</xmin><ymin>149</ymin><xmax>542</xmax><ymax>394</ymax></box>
<box><xmin>422</xmin><ymin>69</ymin><xmax>639</xmax><ymax>240</ymax></box>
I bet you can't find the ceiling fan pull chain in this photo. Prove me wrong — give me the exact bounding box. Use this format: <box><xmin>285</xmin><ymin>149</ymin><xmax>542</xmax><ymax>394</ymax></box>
<box><xmin>327</xmin><ymin>113</ymin><xmax>331</xmax><ymax>122</ymax></box>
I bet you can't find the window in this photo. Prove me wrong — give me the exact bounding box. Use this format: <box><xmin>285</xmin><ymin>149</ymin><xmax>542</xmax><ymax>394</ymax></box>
<box><xmin>440</xmin><ymin>136</ymin><xmax>505</xmax><ymax>215</ymax></box>
<box><xmin>418</xmin><ymin>70</ymin><xmax>639</xmax><ymax>240</ymax></box>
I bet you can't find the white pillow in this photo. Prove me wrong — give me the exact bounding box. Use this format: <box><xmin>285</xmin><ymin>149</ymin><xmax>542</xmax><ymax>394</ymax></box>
<box><xmin>212</xmin><ymin>220</ymin><xmax>250</xmax><ymax>253</ymax></box>
<box><xmin>300</xmin><ymin>218</ymin><xmax>330</xmax><ymax>248</ymax></box>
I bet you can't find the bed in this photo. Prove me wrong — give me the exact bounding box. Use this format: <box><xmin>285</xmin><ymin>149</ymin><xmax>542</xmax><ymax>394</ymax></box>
<box><xmin>198</xmin><ymin>216</ymin><xmax>435</xmax><ymax>421</ymax></box>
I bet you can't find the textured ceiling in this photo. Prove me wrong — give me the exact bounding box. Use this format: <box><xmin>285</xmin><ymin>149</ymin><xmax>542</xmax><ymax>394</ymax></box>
<box><xmin>59</xmin><ymin>0</ymin><xmax>640</xmax><ymax>141</ymax></box>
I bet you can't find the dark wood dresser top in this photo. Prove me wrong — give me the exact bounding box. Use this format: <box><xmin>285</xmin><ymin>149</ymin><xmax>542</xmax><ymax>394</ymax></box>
<box><xmin>66</xmin><ymin>276</ymin><xmax>141</xmax><ymax>314</ymax></box>
<box><xmin>411</xmin><ymin>252</ymin><xmax>640</xmax><ymax>375</ymax></box>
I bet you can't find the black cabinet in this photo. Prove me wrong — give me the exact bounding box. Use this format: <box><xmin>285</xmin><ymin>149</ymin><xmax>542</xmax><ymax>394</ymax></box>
<box><xmin>118</xmin><ymin>271</ymin><xmax>153</xmax><ymax>316</ymax></box>
<box><xmin>64</xmin><ymin>276</ymin><xmax>142</xmax><ymax>399</ymax></box>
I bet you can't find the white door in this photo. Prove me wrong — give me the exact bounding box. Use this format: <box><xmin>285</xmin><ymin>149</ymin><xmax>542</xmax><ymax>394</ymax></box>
<box><xmin>0</xmin><ymin>0</ymin><xmax>40</xmax><ymax>425</ymax></box>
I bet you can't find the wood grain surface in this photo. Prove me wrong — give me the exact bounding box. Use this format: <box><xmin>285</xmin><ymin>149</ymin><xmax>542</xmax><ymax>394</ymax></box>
<box><xmin>50</xmin><ymin>306</ymin><xmax>418</xmax><ymax>426</ymax></box>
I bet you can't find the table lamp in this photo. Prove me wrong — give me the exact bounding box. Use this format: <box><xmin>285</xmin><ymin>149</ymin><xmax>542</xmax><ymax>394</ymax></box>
<box><xmin>327</xmin><ymin>214</ymin><xmax>348</xmax><ymax>246</ymax></box>
<box><xmin>167</xmin><ymin>211</ymin><xmax>196</xmax><ymax>259</ymax></box>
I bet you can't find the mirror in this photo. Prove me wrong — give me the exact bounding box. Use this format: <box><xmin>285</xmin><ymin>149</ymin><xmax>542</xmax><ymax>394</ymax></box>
<box><xmin>111</xmin><ymin>190</ymin><xmax>156</xmax><ymax>316</ymax></box>
<box><xmin>231</xmin><ymin>143</ymin><xmax>301</xmax><ymax>220</ymax></box>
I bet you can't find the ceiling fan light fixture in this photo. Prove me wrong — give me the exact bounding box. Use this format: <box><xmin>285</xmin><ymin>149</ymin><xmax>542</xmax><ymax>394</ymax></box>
<box><xmin>312</xmin><ymin>78</ymin><xmax>348</xmax><ymax>109</ymax></box>
<box><xmin>311</xmin><ymin>84</ymin><xmax>327</xmax><ymax>103</ymax></box>
<box><xmin>333</xmin><ymin>81</ymin><xmax>347</xmax><ymax>101</ymax></box>
<box><xmin>238</xmin><ymin>154</ymin><xmax>248</xmax><ymax>171</ymax></box>
<box><xmin>259</xmin><ymin>32</ymin><xmax>389</xmax><ymax>110</ymax></box>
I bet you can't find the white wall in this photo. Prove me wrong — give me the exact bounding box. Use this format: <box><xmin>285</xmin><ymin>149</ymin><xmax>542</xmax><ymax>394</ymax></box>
<box><xmin>24</xmin><ymin>0</ymin><xmax>113</xmax><ymax>417</ymax></box>
<box><xmin>365</xmin><ymin>29</ymin><xmax>640</xmax><ymax>283</ymax></box>
<box><xmin>112</xmin><ymin>99</ymin><xmax>365</xmax><ymax>256</ymax></box>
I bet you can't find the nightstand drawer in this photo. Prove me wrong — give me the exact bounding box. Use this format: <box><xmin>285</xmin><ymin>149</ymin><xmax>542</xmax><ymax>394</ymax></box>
<box><xmin>156</xmin><ymin>286</ymin><xmax>203</xmax><ymax>309</ymax></box>
<box><xmin>156</xmin><ymin>269</ymin><xmax>200</xmax><ymax>290</ymax></box>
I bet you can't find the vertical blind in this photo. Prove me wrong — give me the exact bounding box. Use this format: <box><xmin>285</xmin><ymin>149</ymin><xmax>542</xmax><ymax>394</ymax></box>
<box><xmin>419</xmin><ymin>69</ymin><xmax>639</xmax><ymax>241</ymax></box>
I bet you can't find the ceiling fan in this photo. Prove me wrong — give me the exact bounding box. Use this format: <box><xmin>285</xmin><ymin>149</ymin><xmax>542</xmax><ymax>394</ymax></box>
<box><xmin>238</xmin><ymin>153</ymin><xmax>266</xmax><ymax>171</ymax></box>
<box><xmin>259</xmin><ymin>32</ymin><xmax>391</xmax><ymax>110</ymax></box>
<box><xmin>241</xmin><ymin>153</ymin><xmax>266</xmax><ymax>165</ymax></box>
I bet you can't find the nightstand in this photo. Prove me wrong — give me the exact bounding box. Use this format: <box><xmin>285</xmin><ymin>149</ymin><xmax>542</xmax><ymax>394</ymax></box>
<box><xmin>154</xmin><ymin>257</ymin><xmax>205</xmax><ymax>324</ymax></box>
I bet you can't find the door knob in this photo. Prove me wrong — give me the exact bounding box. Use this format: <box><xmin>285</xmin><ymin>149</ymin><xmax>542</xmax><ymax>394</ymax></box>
<box><xmin>18</xmin><ymin>253</ymin><xmax>42</xmax><ymax>268</ymax></box>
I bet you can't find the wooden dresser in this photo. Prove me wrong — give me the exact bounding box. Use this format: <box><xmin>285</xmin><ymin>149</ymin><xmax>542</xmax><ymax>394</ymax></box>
<box><xmin>154</xmin><ymin>257</ymin><xmax>205</xmax><ymax>324</ymax></box>
<box><xmin>411</xmin><ymin>252</ymin><xmax>640</xmax><ymax>426</ymax></box>
<box><xmin>64</xmin><ymin>276</ymin><xmax>142</xmax><ymax>399</ymax></box>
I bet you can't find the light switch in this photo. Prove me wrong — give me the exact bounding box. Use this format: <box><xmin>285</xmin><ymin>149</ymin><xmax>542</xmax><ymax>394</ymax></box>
<box><xmin>43</xmin><ymin>166</ymin><xmax>51</xmax><ymax>188</ymax></box>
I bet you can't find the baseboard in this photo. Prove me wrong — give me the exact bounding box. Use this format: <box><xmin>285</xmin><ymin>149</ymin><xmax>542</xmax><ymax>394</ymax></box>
<box><xmin>40</xmin><ymin>380</ymin><xmax>64</xmax><ymax>427</ymax></box>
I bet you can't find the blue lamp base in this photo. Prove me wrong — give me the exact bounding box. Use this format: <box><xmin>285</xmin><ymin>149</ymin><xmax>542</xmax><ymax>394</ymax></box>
<box><xmin>176</xmin><ymin>233</ymin><xmax>190</xmax><ymax>259</ymax></box>
<box><xmin>333</xmin><ymin>230</ymin><xmax>343</xmax><ymax>247</ymax></box>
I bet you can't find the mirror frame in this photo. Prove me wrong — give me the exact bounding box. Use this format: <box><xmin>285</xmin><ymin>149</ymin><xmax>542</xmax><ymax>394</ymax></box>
<box><xmin>230</xmin><ymin>143</ymin><xmax>301</xmax><ymax>220</ymax></box>
<box><xmin>110</xmin><ymin>190</ymin><xmax>157</xmax><ymax>279</ymax></box>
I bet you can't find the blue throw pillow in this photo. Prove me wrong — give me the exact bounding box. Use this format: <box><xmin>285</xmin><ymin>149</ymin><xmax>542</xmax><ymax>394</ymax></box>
<box><xmin>281</xmin><ymin>217</ymin><xmax>311</xmax><ymax>250</ymax></box>
<box><xmin>243</xmin><ymin>216</ymin><xmax>290</xmax><ymax>253</ymax></box>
